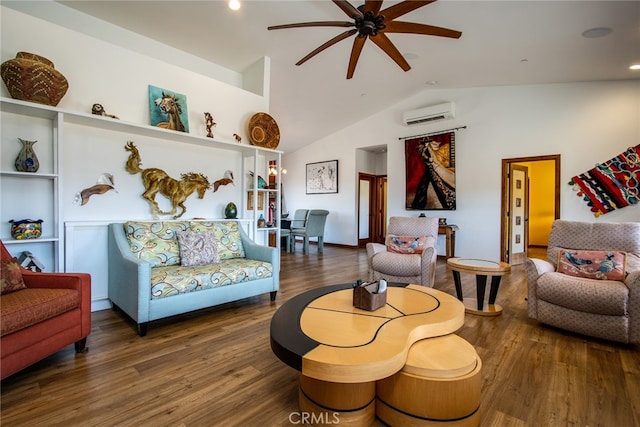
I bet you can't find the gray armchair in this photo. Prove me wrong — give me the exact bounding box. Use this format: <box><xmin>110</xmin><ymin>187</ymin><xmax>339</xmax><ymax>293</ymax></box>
<box><xmin>525</xmin><ymin>219</ymin><xmax>640</xmax><ymax>343</ymax></box>
<box><xmin>291</xmin><ymin>209</ymin><xmax>329</xmax><ymax>253</ymax></box>
<box><xmin>366</xmin><ymin>216</ymin><xmax>439</xmax><ymax>287</ymax></box>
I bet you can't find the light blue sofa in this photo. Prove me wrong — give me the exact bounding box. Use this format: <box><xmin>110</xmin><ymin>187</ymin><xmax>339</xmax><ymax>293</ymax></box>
<box><xmin>108</xmin><ymin>220</ymin><xmax>279</xmax><ymax>336</ymax></box>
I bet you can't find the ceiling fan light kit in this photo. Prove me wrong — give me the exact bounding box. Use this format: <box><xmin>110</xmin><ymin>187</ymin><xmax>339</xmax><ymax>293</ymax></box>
<box><xmin>268</xmin><ymin>0</ymin><xmax>462</xmax><ymax>79</ymax></box>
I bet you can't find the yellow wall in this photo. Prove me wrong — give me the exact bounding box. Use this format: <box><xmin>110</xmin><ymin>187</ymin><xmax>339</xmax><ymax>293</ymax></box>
<box><xmin>519</xmin><ymin>161</ymin><xmax>555</xmax><ymax>246</ymax></box>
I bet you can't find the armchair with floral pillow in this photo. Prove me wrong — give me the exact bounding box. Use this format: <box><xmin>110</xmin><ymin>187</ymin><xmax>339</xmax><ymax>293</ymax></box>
<box><xmin>525</xmin><ymin>219</ymin><xmax>640</xmax><ymax>344</ymax></box>
<box><xmin>366</xmin><ymin>216</ymin><xmax>439</xmax><ymax>287</ymax></box>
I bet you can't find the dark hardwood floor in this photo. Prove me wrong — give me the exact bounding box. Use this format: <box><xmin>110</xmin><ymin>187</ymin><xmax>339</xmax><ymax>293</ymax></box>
<box><xmin>1</xmin><ymin>245</ymin><xmax>639</xmax><ymax>426</ymax></box>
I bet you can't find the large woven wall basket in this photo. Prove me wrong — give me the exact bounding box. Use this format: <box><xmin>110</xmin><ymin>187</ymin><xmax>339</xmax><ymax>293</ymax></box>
<box><xmin>1</xmin><ymin>52</ymin><xmax>69</xmax><ymax>106</ymax></box>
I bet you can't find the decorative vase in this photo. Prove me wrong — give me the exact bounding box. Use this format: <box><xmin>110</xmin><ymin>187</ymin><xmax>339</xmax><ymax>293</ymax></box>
<box><xmin>9</xmin><ymin>219</ymin><xmax>43</xmax><ymax>240</ymax></box>
<box><xmin>14</xmin><ymin>138</ymin><xmax>40</xmax><ymax>172</ymax></box>
<box><xmin>257</xmin><ymin>214</ymin><xmax>266</xmax><ymax>228</ymax></box>
<box><xmin>1</xmin><ymin>52</ymin><xmax>69</xmax><ymax>106</ymax></box>
<box><xmin>224</xmin><ymin>202</ymin><xmax>238</xmax><ymax>219</ymax></box>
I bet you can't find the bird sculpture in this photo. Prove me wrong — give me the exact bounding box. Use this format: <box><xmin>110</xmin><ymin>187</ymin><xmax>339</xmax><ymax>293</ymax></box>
<box><xmin>74</xmin><ymin>173</ymin><xmax>117</xmax><ymax>205</ymax></box>
<box><xmin>213</xmin><ymin>170</ymin><xmax>234</xmax><ymax>192</ymax></box>
<box><xmin>249</xmin><ymin>171</ymin><xmax>267</xmax><ymax>189</ymax></box>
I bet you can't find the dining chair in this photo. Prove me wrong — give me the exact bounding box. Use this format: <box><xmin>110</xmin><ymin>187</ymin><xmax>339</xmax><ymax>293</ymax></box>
<box><xmin>282</xmin><ymin>209</ymin><xmax>308</xmax><ymax>252</ymax></box>
<box><xmin>291</xmin><ymin>209</ymin><xmax>329</xmax><ymax>254</ymax></box>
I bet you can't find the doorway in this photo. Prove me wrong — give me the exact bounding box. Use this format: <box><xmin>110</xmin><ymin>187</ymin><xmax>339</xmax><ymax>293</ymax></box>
<box><xmin>358</xmin><ymin>173</ymin><xmax>387</xmax><ymax>246</ymax></box>
<box><xmin>500</xmin><ymin>155</ymin><xmax>560</xmax><ymax>265</ymax></box>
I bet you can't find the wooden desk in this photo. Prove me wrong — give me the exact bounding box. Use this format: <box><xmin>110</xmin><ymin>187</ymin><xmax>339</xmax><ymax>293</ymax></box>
<box><xmin>439</xmin><ymin>224</ymin><xmax>458</xmax><ymax>258</ymax></box>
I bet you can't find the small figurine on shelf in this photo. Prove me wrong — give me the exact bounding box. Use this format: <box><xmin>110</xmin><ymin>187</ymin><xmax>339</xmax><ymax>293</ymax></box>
<box><xmin>204</xmin><ymin>112</ymin><xmax>216</xmax><ymax>138</ymax></box>
<box><xmin>92</xmin><ymin>103</ymin><xmax>119</xmax><ymax>119</ymax></box>
<box><xmin>257</xmin><ymin>214</ymin><xmax>266</xmax><ymax>228</ymax></box>
<box><xmin>18</xmin><ymin>251</ymin><xmax>45</xmax><ymax>272</ymax></box>
<box><xmin>233</xmin><ymin>133</ymin><xmax>242</xmax><ymax>143</ymax></box>
<box><xmin>249</xmin><ymin>171</ymin><xmax>267</xmax><ymax>189</ymax></box>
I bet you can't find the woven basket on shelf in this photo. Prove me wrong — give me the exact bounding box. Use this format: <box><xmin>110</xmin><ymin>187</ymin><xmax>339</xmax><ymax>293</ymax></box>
<box><xmin>1</xmin><ymin>52</ymin><xmax>69</xmax><ymax>106</ymax></box>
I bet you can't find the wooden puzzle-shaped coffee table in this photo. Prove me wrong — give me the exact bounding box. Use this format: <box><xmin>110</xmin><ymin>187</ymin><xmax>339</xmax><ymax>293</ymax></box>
<box><xmin>271</xmin><ymin>283</ymin><xmax>482</xmax><ymax>426</ymax></box>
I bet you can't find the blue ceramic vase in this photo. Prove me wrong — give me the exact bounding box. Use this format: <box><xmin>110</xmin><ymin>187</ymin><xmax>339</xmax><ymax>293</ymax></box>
<box><xmin>15</xmin><ymin>138</ymin><xmax>39</xmax><ymax>172</ymax></box>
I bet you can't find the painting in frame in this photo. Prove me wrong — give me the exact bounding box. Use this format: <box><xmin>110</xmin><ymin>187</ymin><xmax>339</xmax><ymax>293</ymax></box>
<box><xmin>306</xmin><ymin>160</ymin><xmax>338</xmax><ymax>194</ymax></box>
<box><xmin>148</xmin><ymin>85</ymin><xmax>189</xmax><ymax>133</ymax></box>
<box><xmin>405</xmin><ymin>131</ymin><xmax>456</xmax><ymax>210</ymax></box>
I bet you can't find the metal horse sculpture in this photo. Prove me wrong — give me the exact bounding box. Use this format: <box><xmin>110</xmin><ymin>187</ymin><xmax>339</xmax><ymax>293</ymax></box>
<box><xmin>154</xmin><ymin>92</ymin><xmax>186</xmax><ymax>132</ymax></box>
<box><xmin>124</xmin><ymin>141</ymin><xmax>210</xmax><ymax>219</ymax></box>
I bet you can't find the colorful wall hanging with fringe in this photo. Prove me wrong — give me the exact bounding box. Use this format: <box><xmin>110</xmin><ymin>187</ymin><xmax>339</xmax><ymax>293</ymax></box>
<box><xmin>569</xmin><ymin>144</ymin><xmax>639</xmax><ymax>217</ymax></box>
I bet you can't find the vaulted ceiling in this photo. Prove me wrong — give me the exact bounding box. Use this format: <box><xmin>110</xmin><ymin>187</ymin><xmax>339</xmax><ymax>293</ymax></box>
<box><xmin>16</xmin><ymin>1</ymin><xmax>640</xmax><ymax>152</ymax></box>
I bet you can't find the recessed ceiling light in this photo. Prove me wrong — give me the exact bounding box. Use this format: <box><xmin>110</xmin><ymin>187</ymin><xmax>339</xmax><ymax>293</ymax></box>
<box><xmin>426</xmin><ymin>80</ymin><xmax>438</xmax><ymax>86</ymax></box>
<box><xmin>630</xmin><ymin>64</ymin><xmax>640</xmax><ymax>71</ymax></box>
<box><xmin>229</xmin><ymin>0</ymin><xmax>241</xmax><ymax>11</ymax></box>
<box><xmin>582</xmin><ymin>27</ymin><xmax>612</xmax><ymax>38</ymax></box>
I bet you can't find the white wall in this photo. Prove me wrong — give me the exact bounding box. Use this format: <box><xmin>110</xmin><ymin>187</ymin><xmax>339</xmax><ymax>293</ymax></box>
<box><xmin>1</xmin><ymin>6</ymin><xmax>269</xmax><ymax>221</ymax></box>
<box><xmin>283</xmin><ymin>81</ymin><xmax>640</xmax><ymax>260</ymax></box>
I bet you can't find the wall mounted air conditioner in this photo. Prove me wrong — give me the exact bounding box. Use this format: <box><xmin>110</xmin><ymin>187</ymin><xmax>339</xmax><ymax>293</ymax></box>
<box><xmin>402</xmin><ymin>102</ymin><xmax>455</xmax><ymax>126</ymax></box>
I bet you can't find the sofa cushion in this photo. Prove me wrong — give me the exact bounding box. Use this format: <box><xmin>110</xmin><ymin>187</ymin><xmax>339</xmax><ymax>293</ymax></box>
<box><xmin>1</xmin><ymin>257</ymin><xmax>27</xmax><ymax>295</ymax></box>
<box><xmin>0</xmin><ymin>288</ymin><xmax>79</xmax><ymax>336</ymax></box>
<box><xmin>177</xmin><ymin>231</ymin><xmax>220</xmax><ymax>266</ymax></box>
<box><xmin>537</xmin><ymin>272</ymin><xmax>628</xmax><ymax>316</ymax></box>
<box><xmin>557</xmin><ymin>249</ymin><xmax>626</xmax><ymax>281</ymax></box>
<box><xmin>124</xmin><ymin>221</ymin><xmax>186</xmax><ymax>267</ymax></box>
<box><xmin>150</xmin><ymin>258</ymin><xmax>273</xmax><ymax>299</ymax></box>
<box><xmin>190</xmin><ymin>221</ymin><xmax>246</xmax><ymax>260</ymax></box>
<box><xmin>386</xmin><ymin>235</ymin><xmax>427</xmax><ymax>254</ymax></box>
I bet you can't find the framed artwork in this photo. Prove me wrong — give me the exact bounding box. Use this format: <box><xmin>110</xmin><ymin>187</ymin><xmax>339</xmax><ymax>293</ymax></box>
<box><xmin>306</xmin><ymin>160</ymin><xmax>338</xmax><ymax>194</ymax></box>
<box><xmin>516</xmin><ymin>198</ymin><xmax>522</xmax><ymax>207</ymax></box>
<box><xmin>516</xmin><ymin>179</ymin><xmax>522</xmax><ymax>189</ymax></box>
<box><xmin>247</xmin><ymin>191</ymin><xmax>264</xmax><ymax>210</ymax></box>
<box><xmin>516</xmin><ymin>216</ymin><xmax>521</xmax><ymax>225</ymax></box>
<box><xmin>148</xmin><ymin>85</ymin><xmax>189</xmax><ymax>132</ymax></box>
<box><xmin>405</xmin><ymin>131</ymin><xmax>456</xmax><ymax>210</ymax></box>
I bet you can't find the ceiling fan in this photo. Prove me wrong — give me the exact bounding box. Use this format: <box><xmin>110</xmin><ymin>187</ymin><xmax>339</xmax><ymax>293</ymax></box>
<box><xmin>268</xmin><ymin>0</ymin><xmax>462</xmax><ymax>79</ymax></box>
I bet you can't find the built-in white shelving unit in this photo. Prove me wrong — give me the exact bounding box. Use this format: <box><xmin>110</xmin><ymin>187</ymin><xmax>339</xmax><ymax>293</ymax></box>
<box><xmin>1</xmin><ymin>96</ymin><xmax>282</xmax><ymax>273</ymax></box>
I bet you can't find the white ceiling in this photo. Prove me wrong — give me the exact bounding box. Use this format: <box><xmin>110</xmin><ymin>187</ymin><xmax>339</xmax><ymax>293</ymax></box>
<box><xmin>36</xmin><ymin>1</ymin><xmax>640</xmax><ymax>152</ymax></box>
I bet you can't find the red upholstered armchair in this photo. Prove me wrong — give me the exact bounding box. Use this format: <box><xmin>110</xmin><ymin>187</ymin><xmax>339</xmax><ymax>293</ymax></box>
<box><xmin>0</xmin><ymin>240</ymin><xmax>91</xmax><ymax>379</ymax></box>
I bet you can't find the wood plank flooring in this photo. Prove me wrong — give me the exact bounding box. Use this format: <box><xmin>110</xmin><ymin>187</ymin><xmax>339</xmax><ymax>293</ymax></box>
<box><xmin>1</xmin><ymin>245</ymin><xmax>639</xmax><ymax>426</ymax></box>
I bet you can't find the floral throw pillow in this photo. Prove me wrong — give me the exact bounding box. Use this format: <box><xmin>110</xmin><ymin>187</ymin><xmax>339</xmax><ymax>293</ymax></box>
<box><xmin>557</xmin><ymin>249</ymin><xmax>626</xmax><ymax>281</ymax></box>
<box><xmin>177</xmin><ymin>231</ymin><xmax>220</xmax><ymax>267</ymax></box>
<box><xmin>386</xmin><ymin>235</ymin><xmax>427</xmax><ymax>254</ymax></box>
<box><xmin>1</xmin><ymin>257</ymin><xmax>27</xmax><ymax>295</ymax></box>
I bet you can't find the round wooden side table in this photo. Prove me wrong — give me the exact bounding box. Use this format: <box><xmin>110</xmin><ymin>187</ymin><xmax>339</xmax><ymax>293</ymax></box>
<box><xmin>446</xmin><ymin>257</ymin><xmax>511</xmax><ymax>316</ymax></box>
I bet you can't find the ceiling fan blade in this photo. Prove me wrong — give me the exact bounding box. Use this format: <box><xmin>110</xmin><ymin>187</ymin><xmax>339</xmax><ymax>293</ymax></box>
<box><xmin>370</xmin><ymin>33</ymin><xmax>411</xmax><ymax>72</ymax></box>
<box><xmin>363</xmin><ymin>0</ymin><xmax>383</xmax><ymax>15</ymax></box>
<box><xmin>347</xmin><ymin>36</ymin><xmax>367</xmax><ymax>79</ymax></box>
<box><xmin>296</xmin><ymin>29</ymin><xmax>358</xmax><ymax>66</ymax></box>
<box><xmin>332</xmin><ymin>0</ymin><xmax>363</xmax><ymax>19</ymax></box>
<box><xmin>383</xmin><ymin>21</ymin><xmax>462</xmax><ymax>39</ymax></box>
<box><xmin>380</xmin><ymin>0</ymin><xmax>437</xmax><ymax>21</ymax></box>
<box><xmin>268</xmin><ymin>21</ymin><xmax>355</xmax><ymax>30</ymax></box>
